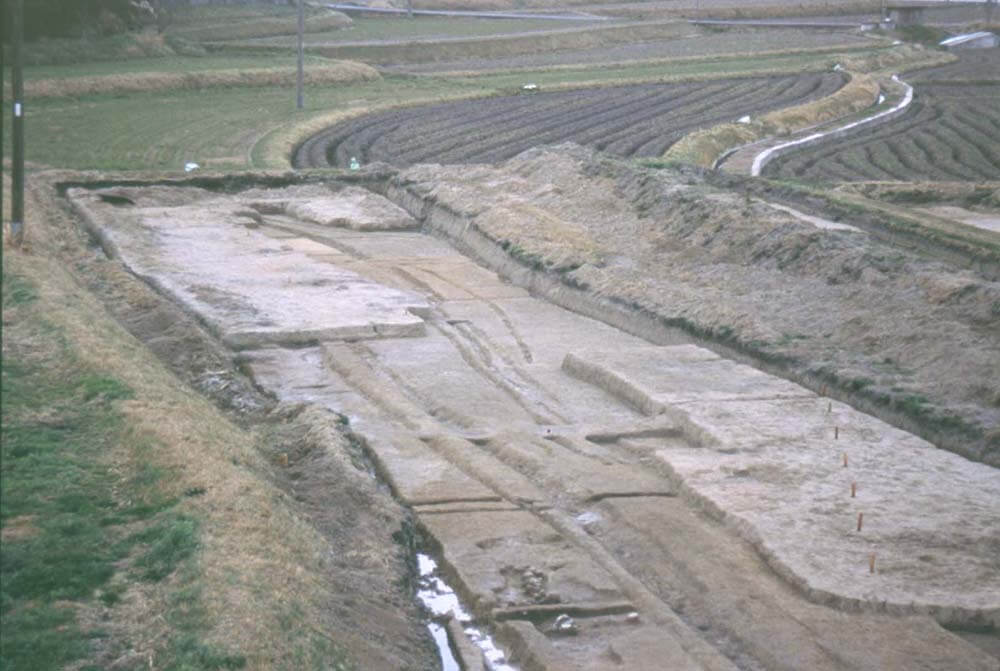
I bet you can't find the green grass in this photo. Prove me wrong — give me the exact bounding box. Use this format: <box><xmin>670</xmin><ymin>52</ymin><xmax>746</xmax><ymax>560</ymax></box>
<box><xmin>896</xmin><ymin>24</ymin><xmax>949</xmax><ymax>48</ymax></box>
<box><xmin>131</xmin><ymin>515</ymin><xmax>199</xmax><ymax>582</ymax></box>
<box><xmin>0</xmin><ymin>269</ymin><xmax>236</xmax><ymax>670</ymax></box>
<box><xmin>12</xmin><ymin>32</ymin><xmax>175</xmax><ymax>67</ymax></box>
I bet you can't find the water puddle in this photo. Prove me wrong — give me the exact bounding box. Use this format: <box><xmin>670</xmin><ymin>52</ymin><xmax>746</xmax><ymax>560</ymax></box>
<box><xmin>417</xmin><ymin>554</ymin><xmax>519</xmax><ymax>671</ymax></box>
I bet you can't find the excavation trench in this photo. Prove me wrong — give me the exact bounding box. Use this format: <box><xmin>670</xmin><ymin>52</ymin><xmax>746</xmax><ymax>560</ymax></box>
<box><xmin>63</xmin><ymin>173</ymin><xmax>1000</xmax><ymax>671</ymax></box>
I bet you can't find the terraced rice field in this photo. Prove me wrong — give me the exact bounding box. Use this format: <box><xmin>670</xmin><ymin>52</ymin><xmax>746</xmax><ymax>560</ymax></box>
<box><xmin>295</xmin><ymin>72</ymin><xmax>843</xmax><ymax>167</ymax></box>
<box><xmin>765</xmin><ymin>51</ymin><xmax>1000</xmax><ymax>182</ymax></box>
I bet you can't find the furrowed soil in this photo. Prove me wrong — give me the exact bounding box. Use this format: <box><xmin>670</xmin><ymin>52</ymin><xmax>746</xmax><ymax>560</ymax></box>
<box><xmin>294</xmin><ymin>72</ymin><xmax>845</xmax><ymax>168</ymax></box>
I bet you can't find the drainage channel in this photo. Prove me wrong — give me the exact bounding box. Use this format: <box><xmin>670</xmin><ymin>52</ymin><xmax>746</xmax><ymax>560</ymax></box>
<box><xmin>417</xmin><ymin>553</ymin><xmax>518</xmax><ymax>671</ymax></box>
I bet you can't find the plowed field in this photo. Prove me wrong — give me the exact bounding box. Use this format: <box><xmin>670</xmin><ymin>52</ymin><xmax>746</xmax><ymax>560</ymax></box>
<box><xmin>765</xmin><ymin>51</ymin><xmax>1000</xmax><ymax>182</ymax></box>
<box><xmin>294</xmin><ymin>72</ymin><xmax>843</xmax><ymax>168</ymax></box>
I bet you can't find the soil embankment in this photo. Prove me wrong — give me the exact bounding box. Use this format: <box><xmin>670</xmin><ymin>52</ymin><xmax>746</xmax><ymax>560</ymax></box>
<box><xmin>387</xmin><ymin>144</ymin><xmax>1000</xmax><ymax>466</ymax></box>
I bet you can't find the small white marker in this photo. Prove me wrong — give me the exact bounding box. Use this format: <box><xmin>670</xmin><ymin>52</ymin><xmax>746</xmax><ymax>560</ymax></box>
<box><xmin>14</xmin><ymin>103</ymin><xmax>23</xmax><ymax>117</ymax></box>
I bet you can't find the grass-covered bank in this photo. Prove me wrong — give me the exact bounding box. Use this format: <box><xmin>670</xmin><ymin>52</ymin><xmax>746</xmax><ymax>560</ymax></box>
<box><xmin>1</xmin><ymin>268</ymin><xmax>243</xmax><ymax>670</ymax></box>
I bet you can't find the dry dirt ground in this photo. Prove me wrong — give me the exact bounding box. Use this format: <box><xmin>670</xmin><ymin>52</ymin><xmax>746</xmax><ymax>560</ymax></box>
<box><xmin>57</xmin><ymin>157</ymin><xmax>1000</xmax><ymax>670</ymax></box>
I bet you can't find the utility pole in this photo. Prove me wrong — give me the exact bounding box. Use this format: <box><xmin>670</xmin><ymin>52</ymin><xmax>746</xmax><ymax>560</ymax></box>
<box><xmin>407</xmin><ymin>0</ymin><xmax>413</xmax><ymax>18</ymax></box>
<box><xmin>2</xmin><ymin>9</ymin><xmax>5</xmax><ymax>233</ymax></box>
<box><xmin>296</xmin><ymin>0</ymin><xmax>304</xmax><ymax>110</ymax></box>
<box><xmin>11</xmin><ymin>0</ymin><xmax>25</xmax><ymax>247</ymax></box>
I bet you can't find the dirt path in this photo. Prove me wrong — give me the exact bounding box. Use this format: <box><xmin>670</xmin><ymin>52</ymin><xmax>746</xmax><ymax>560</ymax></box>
<box><xmin>65</xmin><ymin>173</ymin><xmax>999</xmax><ymax>670</ymax></box>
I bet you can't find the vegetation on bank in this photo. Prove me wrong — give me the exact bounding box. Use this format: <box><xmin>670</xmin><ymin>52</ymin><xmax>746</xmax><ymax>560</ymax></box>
<box><xmin>1</xmin><ymin>268</ymin><xmax>243</xmax><ymax>670</ymax></box>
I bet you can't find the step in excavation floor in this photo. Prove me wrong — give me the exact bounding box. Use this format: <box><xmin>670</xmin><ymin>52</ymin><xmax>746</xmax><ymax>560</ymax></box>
<box><xmin>69</xmin><ymin>182</ymin><xmax>1000</xmax><ymax>671</ymax></box>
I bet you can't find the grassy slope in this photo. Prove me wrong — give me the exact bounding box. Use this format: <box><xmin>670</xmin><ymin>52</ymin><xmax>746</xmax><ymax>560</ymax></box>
<box><xmin>1</xmin><ymin>239</ymin><xmax>245</xmax><ymax>670</ymax></box>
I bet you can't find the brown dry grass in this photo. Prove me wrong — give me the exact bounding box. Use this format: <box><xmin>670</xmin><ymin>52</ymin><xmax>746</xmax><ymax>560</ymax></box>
<box><xmin>839</xmin><ymin>43</ymin><xmax>955</xmax><ymax>73</ymax></box>
<box><xmin>25</xmin><ymin>61</ymin><xmax>379</xmax><ymax>99</ymax></box>
<box><xmin>296</xmin><ymin>20</ymin><xmax>696</xmax><ymax>65</ymax></box>
<box><xmin>2</xmin><ymin>173</ymin><xmax>389</xmax><ymax>670</ymax></box>
<box><xmin>837</xmin><ymin>181</ymin><xmax>1000</xmax><ymax>210</ymax></box>
<box><xmin>476</xmin><ymin>202</ymin><xmax>604</xmax><ymax>271</ymax></box>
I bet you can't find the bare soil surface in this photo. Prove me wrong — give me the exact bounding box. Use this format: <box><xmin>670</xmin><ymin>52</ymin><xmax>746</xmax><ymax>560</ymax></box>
<box><xmin>60</xmin><ymin>167</ymin><xmax>1000</xmax><ymax>670</ymax></box>
<box><xmin>294</xmin><ymin>73</ymin><xmax>844</xmax><ymax>168</ymax></box>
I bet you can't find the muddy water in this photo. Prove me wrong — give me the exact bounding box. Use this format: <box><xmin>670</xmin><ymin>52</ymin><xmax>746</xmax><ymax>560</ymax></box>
<box><xmin>417</xmin><ymin>554</ymin><xmax>518</xmax><ymax>671</ymax></box>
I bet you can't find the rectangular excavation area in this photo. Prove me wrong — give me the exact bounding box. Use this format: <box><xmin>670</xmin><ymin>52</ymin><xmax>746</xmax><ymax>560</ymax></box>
<box><xmin>71</xmin><ymin>178</ymin><xmax>1000</xmax><ymax>666</ymax></box>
